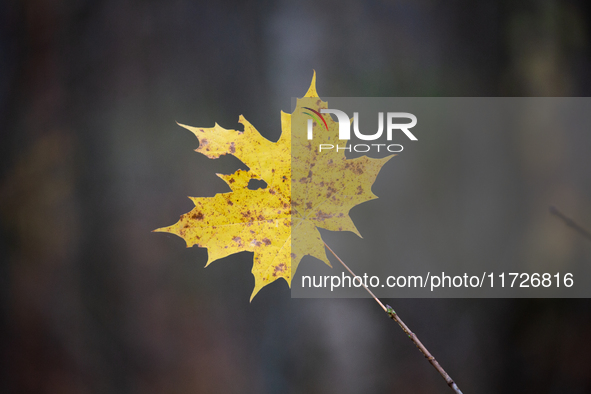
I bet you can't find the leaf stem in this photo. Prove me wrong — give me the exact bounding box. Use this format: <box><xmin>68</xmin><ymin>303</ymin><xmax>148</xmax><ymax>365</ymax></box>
<box><xmin>323</xmin><ymin>242</ymin><xmax>387</xmax><ymax>312</ymax></box>
<box><xmin>323</xmin><ymin>241</ymin><xmax>464</xmax><ymax>394</ymax></box>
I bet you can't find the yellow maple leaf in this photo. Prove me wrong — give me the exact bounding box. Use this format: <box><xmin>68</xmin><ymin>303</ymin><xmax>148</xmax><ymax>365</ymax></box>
<box><xmin>155</xmin><ymin>73</ymin><xmax>392</xmax><ymax>300</ymax></box>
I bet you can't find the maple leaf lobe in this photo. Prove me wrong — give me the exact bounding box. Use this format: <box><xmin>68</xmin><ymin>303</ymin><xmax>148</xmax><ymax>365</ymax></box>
<box><xmin>156</xmin><ymin>72</ymin><xmax>391</xmax><ymax>300</ymax></box>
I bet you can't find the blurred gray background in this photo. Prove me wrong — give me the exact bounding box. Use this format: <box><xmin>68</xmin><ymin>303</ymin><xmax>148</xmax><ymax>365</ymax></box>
<box><xmin>2</xmin><ymin>0</ymin><xmax>591</xmax><ymax>393</ymax></box>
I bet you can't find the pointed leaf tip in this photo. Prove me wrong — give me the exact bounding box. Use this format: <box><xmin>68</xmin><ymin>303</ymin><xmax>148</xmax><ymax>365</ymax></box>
<box><xmin>304</xmin><ymin>71</ymin><xmax>319</xmax><ymax>98</ymax></box>
<box><xmin>250</xmin><ymin>286</ymin><xmax>260</xmax><ymax>302</ymax></box>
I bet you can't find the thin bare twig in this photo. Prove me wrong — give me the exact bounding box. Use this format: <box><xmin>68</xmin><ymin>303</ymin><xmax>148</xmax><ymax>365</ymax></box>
<box><xmin>323</xmin><ymin>241</ymin><xmax>464</xmax><ymax>394</ymax></box>
<box><xmin>549</xmin><ymin>206</ymin><xmax>591</xmax><ymax>242</ymax></box>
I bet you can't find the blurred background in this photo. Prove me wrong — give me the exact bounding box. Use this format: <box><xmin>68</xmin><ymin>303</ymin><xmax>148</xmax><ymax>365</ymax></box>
<box><xmin>2</xmin><ymin>0</ymin><xmax>591</xmax><ymax>393</ymax></box>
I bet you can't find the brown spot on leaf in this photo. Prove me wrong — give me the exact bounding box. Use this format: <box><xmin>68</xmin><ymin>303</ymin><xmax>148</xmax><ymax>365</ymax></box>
<box><xmin>308</xmin><ymin>170</ymin><xmax>313</xmax><ymax>177</ymax></box>
<box><xmin>272</xmin><ymin>263</ymin><xmax>287</xmax><ymax>277</ymax></box>
<box><xmin>228</xmin><ymin>178</ymin><xmax>235</xmax><ymax>184</ymax></box>
<box><xmin>290</xmin><ymin>253</ymin><xmax>296</xmax><ymax>259</ymax></box>
<box><xmin>306</xmin><ymin>202</ymin><xmax>313</xmax><ymax>209</ymax></box>
<box><xmin>262</xmin><ymin>238</ymin><xmax>271</xmax><ymax>246</ymax></box>
<box><xmin>192</xmin><ymin>212</ymin><xmax>204</xmax><ymax>220</ymax></box>
<box><xmin>269</xmin><ymin>189</ymin><xmax>276</xmax><ymax>195</ymax></box>
<box><xmin>346</xmin><ymin>162</ymin><xmax>364</xmax><ymax>175</ymax></box>
<box><xmin>356</xmin><ymin>186</ymin><xmax>363</xmax><ymax>195</ymax></box>
<box><xmin>316</xmin><ymin>211</ymin><xmax>332</xmax><ymax>220</ymax></box>
<box><xmin>229</xmin><ymin>142</ymin><xmax>236</xmax><ymax>154</ymax></box>
<box><xmin>227</xmin><ymin>200</ymin><xmax>234</xmax><ymax>205</ymax></box>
